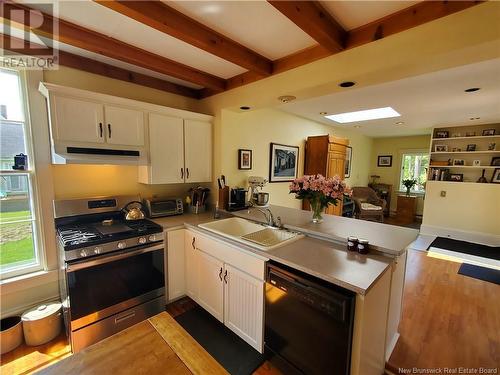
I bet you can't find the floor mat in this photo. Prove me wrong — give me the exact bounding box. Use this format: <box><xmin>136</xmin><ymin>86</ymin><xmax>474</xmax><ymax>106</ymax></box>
<box><xmin>428</xmin><ymin>237</ymin><xmax>500</xmax><ymax>261</ymax></box>
<box><xmin>458</xmin><ymin>263</ymin><xmax>500</xmax><ymax>285</ymax></box>
<box><xmin>174</xmin><ymin>306</ymin><xmax>264</xmax><ymax>375</ymax></box>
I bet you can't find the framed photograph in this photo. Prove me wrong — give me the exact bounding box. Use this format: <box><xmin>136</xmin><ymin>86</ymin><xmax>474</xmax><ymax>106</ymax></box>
<box><xmin>473</xmin><ymin>160</ymin><xmax>481</xmax><ymax>166</ymax></box>
<box><xmin>483</xmin><ymin>129</ymin><xmax>496</xmax><ymax>136</ymax></box>
<box><xmin>434</xmin><ymin>144</ymin><xmax>448</xmax><ymax>152</ymax></box>
<box><xmin>466</xmin><ymin>144</ymin><xmax>476</xmax><ymax>151</ymax></box>
<box><xmin>488</xmin><ymin>143</ymin><xmax>496</xmax><ymax>151</ymax></box>
<box><xmin>269</xmin><ymin>143</ymin><xmax>299</xmax><ymax>182</ymax></box>
<box><xmin>377</xmin><ymin>155</ymin><xmax>392</xmax><ymax>167</ymax></box>
<box><xmin>448</xmin><ymin>173</ymin><xmax>463</xmax><ymax>182</ymax></box>
<box><xmin>491</xmin><ymin>157</ymin><xmax>500</xmax><ymax>166</ymax></box>
<box><xmin>435</xmin><ymin>131</ymin><xmax>449</xmax><ymax>138</ymax></box>
<box><xmin>238</xmin><ymin>149</ymin><xmax>252</xmax><ymax>170</ymax></box>
<box><xmin>491</xmin><ymin>168</ymin><xmax>500</xmax><ymax>184</ymax></box>
<box><xmin>344</xmin><ymin>146</ymin><xmax>352</xmax><ymax>178</ymax></box>
<box><xmin>453</xmin><ymin>159</ymin><xmax>465</xmax><ymax>166</ymax></box>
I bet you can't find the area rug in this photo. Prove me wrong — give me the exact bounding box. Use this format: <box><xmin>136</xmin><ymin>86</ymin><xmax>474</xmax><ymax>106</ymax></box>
<box><xmin>428</xmin><ymin>237</ymin><xmax>500</xmax><ymax>261</ymax></box>
<box><xmin>458</xmin><ymin>263</ymin><xmax>500</xmax><ymax>285</ymax></box>
<box><xmin>174</xmin><ymin>306</ymin><xmax>265</xmax><ymax>375</ymax></box>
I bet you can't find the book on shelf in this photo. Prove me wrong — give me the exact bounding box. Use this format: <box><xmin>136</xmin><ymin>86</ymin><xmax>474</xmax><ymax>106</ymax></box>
<box><xmin>428</xmin><ymin>168</ymin><xmax>450</xmax><ymax>181</ymax></box>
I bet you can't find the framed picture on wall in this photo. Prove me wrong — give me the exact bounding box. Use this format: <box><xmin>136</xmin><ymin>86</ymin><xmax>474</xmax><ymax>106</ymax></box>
<box><xmin>345</xmin><ymin>146</ymin><xmax>352</xmax><ymax>178</ymax></box>
<box><xmin>269</xmin><ymin>143</ymin><xmax>299</xmax><ymax>182</ymax></box>
<box><xmin>377</xmin><ymin>155</ymin><xmax>392</xmax><ymax>167</ymax></box>
<box><xmin>491</xmin><ymin>168</ymin><xmax>500</xmax><ymax>184</ymax></box>
<box><xmin>238</xmin><ymin>149</ymin><xmax>252</xmax><ymax>170</ymax></box>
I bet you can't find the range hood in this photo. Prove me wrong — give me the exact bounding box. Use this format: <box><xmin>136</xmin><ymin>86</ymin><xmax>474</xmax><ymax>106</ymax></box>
<box><xmin>51</xmin><ymin>143</ymin><xmax>145</xmax><ymax>165</ymax></box>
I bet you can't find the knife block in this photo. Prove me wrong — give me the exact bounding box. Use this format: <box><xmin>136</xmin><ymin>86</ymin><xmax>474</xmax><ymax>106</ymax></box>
<box><xmin>218</xmin><ymin>187</ymin><xmax>229</xmax><ymax>210</ymax></box>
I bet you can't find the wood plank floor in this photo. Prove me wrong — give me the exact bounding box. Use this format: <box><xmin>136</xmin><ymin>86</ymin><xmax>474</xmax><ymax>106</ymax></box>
<box><xmin>387</xmin><ymin>249</ymin><xmax>500</xmax><ymax>370</ymax></box>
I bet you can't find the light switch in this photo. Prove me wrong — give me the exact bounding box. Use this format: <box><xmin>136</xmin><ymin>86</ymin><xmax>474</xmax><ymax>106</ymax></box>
<box><xmin>440</xmin><ymin>191</ymin><xmax>446</xmax><ymax>197</ymax></box>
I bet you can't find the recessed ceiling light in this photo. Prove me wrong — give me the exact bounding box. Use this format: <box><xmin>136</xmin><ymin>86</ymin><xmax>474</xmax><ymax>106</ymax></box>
<box><xmin>469</xmin><ymin>117</ymin><xmax>480</xmax><ymax>120</ymax></box>
<box><xmin>278</xmin><ymin>95</ymin><xmax>296</xmax><ymax>103</ymax></box>
<box><xmin>319</xmin><ymin>112</ymin><xmax>327</xmax><ymax>115</ymax></box>
<box><xmin>324</xmin><ymin>107</ymin><xmax>400</xmax><ymax>123</ymax></box>
<box><xmin>354</xmin><ymin>125</ymin><xmax>361</xmax><ymax>129</ymax></box>
<box><xmin>239</xmin><ymin>106</ymin><xmax>251</xmax><ymax>110</ymax></box>
<box><xmin>339</xmin><ymin>81</ymin><xmax>355</xmax><ymax>88</ymax></box>
<box><xmin>464</xmin><ymin>87</ymin><xmax>480</xmax><ymax>92</ymax></box>
<box><xmin>395</xmin><ymin>121</ymin><xmax>405</xmax><ymax>125</ymax></box>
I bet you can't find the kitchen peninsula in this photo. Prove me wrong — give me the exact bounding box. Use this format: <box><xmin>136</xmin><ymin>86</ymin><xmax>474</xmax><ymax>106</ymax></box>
<box><xmin>155</xmin><ymin>205</ymin><xmax>418</xmax><ymax>375</ymax></box>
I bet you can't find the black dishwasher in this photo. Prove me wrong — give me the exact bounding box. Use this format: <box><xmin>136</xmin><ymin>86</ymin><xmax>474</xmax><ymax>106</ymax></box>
<box><xmin>264</xmin><ymin>261</ymin><xmax>355</xmax><ymax>375</ymax></box>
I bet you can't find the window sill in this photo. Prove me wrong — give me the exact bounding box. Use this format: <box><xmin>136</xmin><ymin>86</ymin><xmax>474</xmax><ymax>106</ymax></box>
<box><xmin>396</xmin><ymin>190</ymin><xmax>425</xmax><ymax>196</ymax></box>
<box><xmin>0</xmin><ymin>269</ymin><xmax>58</xmax><ymax>294</ymax></box>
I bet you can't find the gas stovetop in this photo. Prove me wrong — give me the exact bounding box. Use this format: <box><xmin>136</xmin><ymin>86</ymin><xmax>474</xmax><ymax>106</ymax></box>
<box><xmin>57</xmin><ymin>218</ymin><xmax>162</xmax><ymax>251</ymax></box>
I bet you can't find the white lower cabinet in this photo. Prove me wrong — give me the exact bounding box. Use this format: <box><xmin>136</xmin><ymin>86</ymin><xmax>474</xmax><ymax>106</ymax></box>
<box><xmin>183</xmin><ymin>229</ymin><xmax>265</xmax><ymax>353</ymax></box>
<box><xmin>167</xmin><ymin>229</ymin><xmax>186</xmax><ymax>302</ymax></box>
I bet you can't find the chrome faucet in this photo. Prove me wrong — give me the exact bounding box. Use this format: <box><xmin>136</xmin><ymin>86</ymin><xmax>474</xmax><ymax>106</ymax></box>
<box><xmin>256</xmin><ymin>207</ymin><xmax>283</xmax><ymax>228</ymax></box>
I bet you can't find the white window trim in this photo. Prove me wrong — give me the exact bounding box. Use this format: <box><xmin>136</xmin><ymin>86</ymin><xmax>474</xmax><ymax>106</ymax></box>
<box><xmin>0</xmin><ymin>69</ymin><xmax>57</xmax><ymax>284</ymax></box>
<box><xmin>398</xmin><ymin>148</ymin><xmax>429</xmax><ymax>194</ymax></box>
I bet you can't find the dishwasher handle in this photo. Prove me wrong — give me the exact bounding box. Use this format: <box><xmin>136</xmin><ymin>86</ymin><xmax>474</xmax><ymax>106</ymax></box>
<box><xmin>267</xmin><ymin>267</ymin><xmax>352</xmax><ymax>324</ymax></box>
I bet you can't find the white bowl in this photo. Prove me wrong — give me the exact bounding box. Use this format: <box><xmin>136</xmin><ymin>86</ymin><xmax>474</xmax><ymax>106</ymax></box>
<box><xmin>0</xmin><ymin>316</ymin><xmax>23</xmax><ymax>354</ymax></box>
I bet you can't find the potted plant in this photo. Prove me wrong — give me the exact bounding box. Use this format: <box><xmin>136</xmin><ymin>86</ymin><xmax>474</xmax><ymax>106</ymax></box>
<box><xmin>289</xmin><ymin>174</ymin><xmax>350</xmax><ymax>223</ymax></box>
<box><xmin>402</xmin><ymin>178</ymin><xmax>417</xmax><ymax>196</ymax></box>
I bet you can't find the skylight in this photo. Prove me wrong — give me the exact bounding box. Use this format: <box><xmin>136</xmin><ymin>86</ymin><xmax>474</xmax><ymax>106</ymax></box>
<box><xmin>325</xmin><ymin>107</ymin><xmax>400</xmax><ymax>123</ymax></box>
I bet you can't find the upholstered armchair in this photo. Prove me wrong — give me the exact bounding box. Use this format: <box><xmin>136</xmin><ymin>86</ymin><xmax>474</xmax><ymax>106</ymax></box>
<box><xmin>351</xmin><ymin>186</ymin><xmax>386</xmax><ymax>222</ymax></box>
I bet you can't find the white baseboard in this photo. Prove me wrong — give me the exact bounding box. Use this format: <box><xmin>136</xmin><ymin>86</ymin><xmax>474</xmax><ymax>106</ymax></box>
<box><xmin>385</xmin><ymin>332</ymin><xmax>400</xmax><ymax>361</ymax></box>
<box><xmin>420</xmin><ymin>224</ymin><xmax>500</xmax><ymax>247</ymax></box>
<box><xmin>1</xmin><ymin>294</ymin><xmax>60</xmax><ymax>318</ymax></box>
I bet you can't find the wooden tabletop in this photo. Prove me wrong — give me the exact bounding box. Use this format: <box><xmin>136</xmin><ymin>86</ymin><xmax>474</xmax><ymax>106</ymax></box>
<box><xmin>38</xmin><ymin>312</ymin><xmax>228</xmax><ymax>375</ymax></box>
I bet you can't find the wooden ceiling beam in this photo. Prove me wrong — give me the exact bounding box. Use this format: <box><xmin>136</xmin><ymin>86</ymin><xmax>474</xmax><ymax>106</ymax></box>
<box><xmin>0</xmin><ymin>1</ymin><xmax>226</xmax><ymax>92</ymax></box>
<box><xmin>94</xmin><ymin>0</ymin><xmax>273</xmax><ymax>76</ymax></box>
<box><xmin>268</xmin><ymin>1</ymin><xmax>346</xmax><ymax>53</ymax></box>
<box><xmin>1</xmin><ymin>33</ymin><xmax>201</xmax><ymax>98</ymax></box>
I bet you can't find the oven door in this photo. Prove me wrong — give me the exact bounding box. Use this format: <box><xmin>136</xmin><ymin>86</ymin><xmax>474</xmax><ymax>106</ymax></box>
<box><xmin>66</xmin><ymin>243</ymin><xmax>165</xmax><ymax>331</ymax></box>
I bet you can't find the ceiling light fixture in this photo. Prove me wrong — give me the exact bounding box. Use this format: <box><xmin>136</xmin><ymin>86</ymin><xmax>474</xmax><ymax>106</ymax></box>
<box><xmin>464</xmin><ymin>87</ymin><xmax>480</xmax><ymax>92</ymax></box>
<box><xmin>319</xmin><ymin>112</ymin><xmax>327</xmax><ymax>115</ymax></box>
<box><xmin>339</xmin><ymin>81</ymin><xmax>355</xmax><ymax>88</ymax></box>
<box><xmin>324</xmin><ymin>107</ymin><xmax>400</xmax><ymax>123</ymax></box>
<box><xmin>395</xmin><ymin>121</ymin><xmax>405</xmax><ymax>125</ymax></box>
<box><xmin>469</xmin><ymin>117</ymin><xmax>480</xmax><ymax>120</ymax></box>
<box><xmin>278</xmin><ymin>95</ymin><xmax>296</xmax><ymax>103</ymax></box>
<box><xmin>239</xmin><ymin>106</ymin><xmax>251</xmax><ymax>110</ymax></box>
<box><xmin>354</xmin><ymin>125</ymin><xmax>361</xmax><ymax>129</ymax></box>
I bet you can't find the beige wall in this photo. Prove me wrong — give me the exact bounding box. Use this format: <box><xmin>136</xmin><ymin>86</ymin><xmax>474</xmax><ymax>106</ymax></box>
<box><xmin>219</xmin><ymin>108</ymin><xmax>373</xmax><ymax>208</ymax></box>
<box><xmin>422</xmin><ymin>181</ymin><xmax>500</xmax><ymax>243</ymax></box>
<box><xmin>370</xmin><ymin>135</ymin><xmax>431</xmax><ymax>215</ymax></box>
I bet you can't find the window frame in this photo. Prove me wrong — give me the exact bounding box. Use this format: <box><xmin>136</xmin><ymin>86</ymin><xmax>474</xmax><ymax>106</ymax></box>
<box><xmin>398</xmin><ymin>149</ymin><xmax>429</xmax><ymax>194</ymax></box>
<box><xmin>0</xmin><ymin>68</ymin><xmax>45</xmax><ymax>279</ymax></box>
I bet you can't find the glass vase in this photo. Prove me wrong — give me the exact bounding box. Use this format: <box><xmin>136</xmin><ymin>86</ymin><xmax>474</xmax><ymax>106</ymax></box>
<box><xmin>406</xmin><ymin>187</ymin><xmax>411</xmax><ymax>197</ymax></box>
<box><xmin>309</xmin><ymin>199</ymin><xmax>324</xmax><ymax>223</ymax></box>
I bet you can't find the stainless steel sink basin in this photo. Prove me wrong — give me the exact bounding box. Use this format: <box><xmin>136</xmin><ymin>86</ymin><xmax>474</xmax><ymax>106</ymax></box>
<box><xmin>199</xmin><ymin>217</ymin><xmax>303</xmax><ymax>251</ymax></box>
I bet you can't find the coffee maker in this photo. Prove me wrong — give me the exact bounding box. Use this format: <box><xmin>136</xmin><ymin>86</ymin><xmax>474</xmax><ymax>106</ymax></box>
<box><xmin>228</xmin><ymin>188</ymin><xmax>248</xmax><ymax>211</ymax></box>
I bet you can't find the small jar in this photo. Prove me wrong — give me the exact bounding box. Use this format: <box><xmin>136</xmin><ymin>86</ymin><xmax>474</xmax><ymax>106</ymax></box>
<box><xmin>347</xmin><ymin>236</ymin><xmax>358</xmax><ymax>252</ymax></box>
<box><xmin>357</xmin><ymin>239</ymin><xmax>370</xmax><ymax>254</ymax></box>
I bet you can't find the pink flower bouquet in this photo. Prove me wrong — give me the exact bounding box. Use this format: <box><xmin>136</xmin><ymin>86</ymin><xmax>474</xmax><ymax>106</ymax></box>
<box><xmin>289</xmin><ymin>174</ymin><xmax>350</xmax><ymax>223</ymax></box>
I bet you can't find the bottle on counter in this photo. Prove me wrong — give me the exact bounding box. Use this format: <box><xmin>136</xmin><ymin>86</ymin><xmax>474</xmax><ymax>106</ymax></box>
<box><xmin>347</xmin><ymin>236</ymin><xmax>358</xmax><ymax>252</ymax></box>
<box><xmin>357</xmin><ymin>239</ymin><xmax>370</xmax><ymax>254</ymax></box>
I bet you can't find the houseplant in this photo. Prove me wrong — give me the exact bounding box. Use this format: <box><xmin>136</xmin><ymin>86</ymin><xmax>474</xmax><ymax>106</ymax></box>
<box><xmin>289</xmin><ymin>174</ymin><xmax>350</xmax><ymax>223</ymax></box>
<box><xmin>402</xmin><ymin>178</ymin><xmax>417</xmax><ymax>196</ymax></box>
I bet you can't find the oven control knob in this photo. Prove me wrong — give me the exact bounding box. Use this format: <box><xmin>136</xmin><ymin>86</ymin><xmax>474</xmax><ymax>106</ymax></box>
<box><xmin>117</xmin><ymin>241</ymin><xmax>126</xmax><ymax>249</ymax></box>
<box><xmin>138</xmin><ymin>237</ymin><xmax>147</xmax><ymax>245</ymax></box>
<box><xmin>79</xmin><ymin>250</ymin><xmax>88</xmax><ymax>258</ymax></box>
<box><xmin>148</xmin><ymin>235</ymin><xmax>156</xmax><ymax>242</ymax></box>
<box><xmin>94</xmin><ymin>247</ymin><xmax>102</xmax><ymax>255</ymax></box>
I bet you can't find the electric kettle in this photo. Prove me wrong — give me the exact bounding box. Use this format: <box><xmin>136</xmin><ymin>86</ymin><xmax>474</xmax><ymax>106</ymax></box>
<box><xmin>122</xmin><ymin>201</ymin><xmax>146</xmax><ymax>221</ymax></box>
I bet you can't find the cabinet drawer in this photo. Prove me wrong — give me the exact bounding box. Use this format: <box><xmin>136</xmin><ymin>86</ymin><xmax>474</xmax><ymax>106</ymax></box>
<box><xmin>190</xmin><ymin>231</ymin><xmax>266</xmax><ymax>281</ymax></box>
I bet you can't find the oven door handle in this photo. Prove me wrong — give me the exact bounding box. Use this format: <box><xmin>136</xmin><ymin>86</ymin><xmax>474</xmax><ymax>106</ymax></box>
<box><xmin>66</xmin><ymin>243</ymin><xmax>164</xmax><ymax>272</ymax></box>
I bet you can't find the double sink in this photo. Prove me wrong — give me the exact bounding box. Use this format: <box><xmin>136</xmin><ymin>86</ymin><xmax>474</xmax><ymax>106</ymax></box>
<box><xmin>199</xmin><ymin>217</ymin><xmax>304</xmax><ymax>251</ymax></box>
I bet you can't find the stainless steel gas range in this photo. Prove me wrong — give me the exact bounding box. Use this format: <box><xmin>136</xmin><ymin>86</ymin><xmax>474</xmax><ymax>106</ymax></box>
<box><xmin>54</xmin><ymin>195</ymin><xmax>165</xmax><ymax>352</ymax></box>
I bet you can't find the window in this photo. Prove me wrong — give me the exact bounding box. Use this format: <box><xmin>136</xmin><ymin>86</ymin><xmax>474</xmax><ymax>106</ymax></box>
<box><xmin>399</xmin><ymin>151</ymin><xmax>429</xmax><ymax>193</ymax></box>
<box><xmin>0</xmin><ymin>68</ymin><xmax>42</xmax><ymax>278</ymax></box>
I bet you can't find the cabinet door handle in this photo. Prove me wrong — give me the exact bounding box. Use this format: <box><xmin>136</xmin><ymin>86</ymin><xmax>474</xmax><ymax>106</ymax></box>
<box><xmin>99</xmin><ymin>123</ymin><xmax>103</xmax><ymax>138</ymax></box>
<box><xmin>223</xmin><ymin>269</ymin><xmax>228</xmax><ymax>284</ymax></box>
<box><xmin>181</xmin><ymin>168</ymin><xmax>184</xmax><ymax>179</ymax></box>
<box><xmin>186</xmin><ymin>168</ymin><xmax>190</xmax><ymax>179</ymax></box>
<box><xmin>219</xmin><ymin>267</ymin><xmax>223</xmax><ymax>281</ymax></box>
<box><xmin>108</xmin><ymin>123</ymin><xmax>112</xmax><ymax>138</ymax></box>
<box><xmin>191</xmin><ymin>237</ymin><xmax>196</xmax><ymax>249</ymax></box>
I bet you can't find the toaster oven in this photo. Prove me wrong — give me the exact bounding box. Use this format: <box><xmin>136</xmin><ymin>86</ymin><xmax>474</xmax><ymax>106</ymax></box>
<box><xmin>144</xmin><ymin>198</ymin><xmax>183</xmax><ymax>218</ymax></box>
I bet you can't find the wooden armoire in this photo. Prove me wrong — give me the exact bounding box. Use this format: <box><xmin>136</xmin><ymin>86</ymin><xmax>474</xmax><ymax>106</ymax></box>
<box><xmin>303</xmin><ymin>135</ymin><xmax>349</xmax><ymax>216</ymax></box>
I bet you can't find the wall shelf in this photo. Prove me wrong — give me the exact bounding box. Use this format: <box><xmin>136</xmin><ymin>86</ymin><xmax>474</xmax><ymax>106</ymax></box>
<box><xmin>426</xmin><ymin>180</ymin><xmax>499</xmax><ymax>186</ymax></box>
<box><xmin>429</xmin><ymin>165</ymin><xmax>497</xmax><ymax>169</ymax></box>
<box><xmin>431</xmin><ymin>135</ymin><xmax>499</xmax><ymax>141</ymax></box>
<box><xmin>431</xmin><ymin>151</ymin><xmax>499</xmax><ymax>155</ymax></box>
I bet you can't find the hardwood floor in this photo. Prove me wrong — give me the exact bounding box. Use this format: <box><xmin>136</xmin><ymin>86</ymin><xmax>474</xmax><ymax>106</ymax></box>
<box><xmin>387</xmin><ymin>249</ymin><xmax>500</xmax><ymax>370</ymax></box>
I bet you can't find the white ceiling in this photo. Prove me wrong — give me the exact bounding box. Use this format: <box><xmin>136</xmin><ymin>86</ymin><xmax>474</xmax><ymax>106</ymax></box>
<box><xmin>320</xmin><ymin>1</ymin><xmax>419</xmax><ymax>30</ymax></box>
<box><xmin>6</xmin><ymin>0</ymin><xmax>431</xmax><ymax>90</ymax></box>
<box><xmin>279</xmin><ymin>59</ymin><xmax>500</xmax><ymax>138</ymax></box>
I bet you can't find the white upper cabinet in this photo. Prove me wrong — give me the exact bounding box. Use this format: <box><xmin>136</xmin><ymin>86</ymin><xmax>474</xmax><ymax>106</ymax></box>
<box><xmin>104</xmin><ymin>106</ymin><xmax>144</xmax><ymax>146</ymax></box>
<box><xmin>184</xmin><ymin>120</ymin><xmax>212</xmax><ymax>183</ymax></box>
<box><xmin>53</xmin><ymin>96</ymin><xmax>105</xmax><ymax>143</ymax></box>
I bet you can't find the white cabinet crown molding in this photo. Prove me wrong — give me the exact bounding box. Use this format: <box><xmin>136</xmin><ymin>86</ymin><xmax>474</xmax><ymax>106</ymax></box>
<box><xmin>39</xmin><ymin>82</ymin><xmax>213</xmax><ymax>122</ymax></box>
